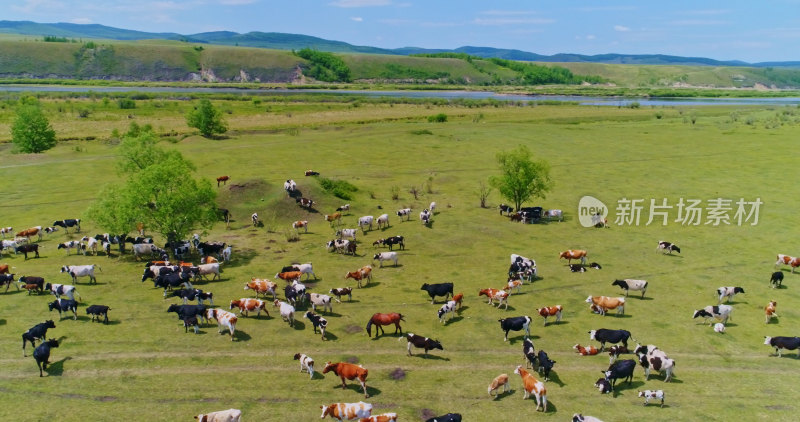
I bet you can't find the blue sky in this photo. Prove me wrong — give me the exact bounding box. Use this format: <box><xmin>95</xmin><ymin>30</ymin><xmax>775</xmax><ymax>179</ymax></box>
<box><xmin>6</xmin><ymin>0</ymin><xmax>800</xmax><ymax>63</ymax></box>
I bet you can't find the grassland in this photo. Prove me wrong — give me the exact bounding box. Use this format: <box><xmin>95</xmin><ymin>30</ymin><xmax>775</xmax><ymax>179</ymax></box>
<box><xmin>0</xmin><ymin>99</ymin><xmax>799</xmax><ymax>421</ymax></box>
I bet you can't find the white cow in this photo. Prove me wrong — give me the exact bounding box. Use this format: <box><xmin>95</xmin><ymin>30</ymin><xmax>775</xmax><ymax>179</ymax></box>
<box><xmin>195</xmin><ymin>408</ymin><xmax>242</xmax><ymax>422</ymax></box>
<box><xmin>358</xmin><ymin>216</ymin><xmax>374</xmax><ymax>232</ymax></box>
<box><xmin>309</xmin><ymin>293</ymin><xmax>333</xmax><ymax>313</ymax></box>
<box><xmin>294</xmin><ymin>353</ymin><xmax>315</xmax><ymax>379</ymax></box>
<box><xmin>372</xmin><ymin>251</ymin><xmax>398</xmax><ymax>267</ymax></box>
<box><xmin>396</xmin><ymin>208</ymin><xmax>412</xmax><ymax>221</ymax></box>
<box><xmin>376</xmin><ymin>214</ymin><xmax>389</xmax><ymax>229</ymax></box>
<box><xmin>284</xmin><ymin>179</ymin><xmax>297</xmax><ymax>193</ymax></box>
<box><xmin>336</xmin><ymin>228</ymin><xmax>357</xmax><ymax>241</ymax></box>
<box><xmin>132</xmin><ymin>243</ymin><xmax>157</xmax><ymax>260</ymax></box>
<box><xmin>61</xmin><ymin>265</ymin><xmax>99</xmax><ymax>284</ymax></box>
<box><xmin>46</xmin><ymin>283</ymin><xmax>81</xmax><ymax>302</ymax></box>
<box><xmin>221</xmin><ymin>246</ymin><xmax>232</xmax><ymax>262</ymax></box>
<box><xmin>274</xmin><ymin>300</ymin><xmax>295</xmax><ymax>326</ymax></box>
<box><xmin>293</xmin><ymin>263</ymin><xmax>316</xmax><ymax>280</ymax></box>
<box><xmin>195</xmin><ymin>263</ymin><xmax>221</xmax><ymax>281</ymax></box>
<box><xmin>81</xmin><ymin>236</ymin><xmax>98</xmax><ymax>255</ymax></box>
<box><xmin>429</xmin><ymin>201</ymin><xmax>437</xmax><ymax>214</ymax></box>
<box><xmin>420</xmin><ymin>209</ymin><xmax>431</xmax><ymax>225</ymax></box>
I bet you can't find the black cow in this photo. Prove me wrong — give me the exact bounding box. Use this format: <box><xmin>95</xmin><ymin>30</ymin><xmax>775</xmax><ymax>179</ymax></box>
<box><xmin>425</xmin><ymin>414</ymin><xmax>461</xmax><ymax>422</ymax></box>
<box><xmin>126</xmin><ymin>236</ymin><xmax>153</xmax><ymax>244</ymax></box>
<box><xmin>0</xmin><ymin>273</ymin><xmax>18</xmax><ymax>292</ymax></box>
<box><xmin>594</xmin><ymin>378</ymin><xmax>612</xmax><ymax>394</ymax></box>
<box><xmin>167</xmin><ymin>304</ymin><xmax>208</xmax><ymax>325</ymax></box>
<box><xmin>589</xmin><ymin>329</ymin><xmax>634</xmax><ymax>351</ymax></box>
<box><xmin>304</xmin><ymin>311</ymin><xmax>328</xmax><ymax>340</ymax></box>
<box><xmin>17</xmin><ymin>275</ymin><xmax>45</xmax><ymax>291</ymax></box>
<box><xmin>770</xmin><ymin>271</ymin><xmax>784</xmax><ymax>288</ymax></box>
<box><xmin>33</xmin><ymin>339</ymin><xmax>60</xmax><ymax>377</ymax></box>
<box><xmin>170</xmin><ymin>288</ymin><xmax>213</xmax><ymax>305</ymax></box>
<box><xmin>280</xmin><ymin>265</ymin><xmax>299</xmax><ymax>273</ymax></box>
<box><xmin>284</xmin><ymin>284</ymin><xmax>300</xmax><ymax>306</ymax></box>
<box><xmin>764</xmin><ymin>336</ymin><xmax>800</xmax><ymax>358</ymax></box>
<box><xmin>154</xmin><ymin>272</ymin><xmax>192</xmax><ymax>296</ymax></box>
<box><xmin>522</xmin><ymin>338</ymin><xmax>537</xmax><ymax>368</ymax></box>
<box><xmin>404</xmin><ymin>333</ymin><xmax>443</xmax><ymax>356</ymax></box>
<box><xmin>420</xmin><ymin>283</ymin><xmax>454</xmax><ymax>304</ymax></box>
<box><xmin>22</xmin><ymin>320</ymin><xmax>56</xmax><ymax>357</ymax></box>
<box><xmin>384</xmin><ymin>236</ymin><xmax>405</xmax><ymax>251</ymax></box>
<box><xmin>537</xmin><ymin>350</ymin><xmax>556</xmax><ymax>381</ymax></box>
<box><xmin>53</xmin><ymin>218</ymin><xmax>81</xmax><ymax>233</ymax></box>
<box><xmin>603</xmin><ymin>359</ymin><xmax>636</xmax><ymax>390</ymax></box>
<box><xmin>198</xmin><ymin>242</ymin><xmax>226</xmax><ymax>258</ymax></box>
<box><xmin>498</xmin><ymin>316</ymin><xmax>531</xmax><ymax>342</ymax></box>
<box><xmin>183</xmin><ymin>316</ymin><xmax>199</xmax><ymax>334</ymax></box>
<box><xmin>48</xmin><ymin>299</ymin><xmax>78</xmax><ymax>320</ymax></box>
<box><xmin>569</xmin><ymin>264</ymin><xmax>586</xmax><ymax>273</ymax></box>
<box><xmin>15</xmin><ymin>244</ymin><xmax>40</xmax><ymax>259</ymax></box>
<box><xmin>305</xmin><ymin>170</ymin><xmax>320</xmax><ymax>176</ymax></box>
<box><xmin>142</xmin><ymin>265</ymin><xmax>178</xmax><ymax>283</ymax></box>
<box><xmin>86</xmin><ymin>305</ymin><xmax>111</xmax><ymax>323</ymax></box>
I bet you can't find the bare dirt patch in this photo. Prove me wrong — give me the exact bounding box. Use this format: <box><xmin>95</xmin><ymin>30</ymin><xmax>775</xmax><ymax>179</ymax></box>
<box><xmin>419</xmin><ymin>408</ymin><xmax>436</xmax><ymax>420</ymax></box>
<box><xmin>389</xmin><ymin>367</ymin><xmax>406</xmax><ymax>381</ymax></box>
<box><xmin>345</xmin><ymin>356</ymin><xmax>360</xmax><ymax>364</ymax></box>
<box><xmin>344</xmin><ymin>324</ymin><xmax>362</xmax><ymax>334</ymax></box>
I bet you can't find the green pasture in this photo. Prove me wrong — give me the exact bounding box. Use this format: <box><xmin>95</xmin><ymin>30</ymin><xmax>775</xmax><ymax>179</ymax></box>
<box><xmin>0</xmin><ymin>102</ymin><xmax>799</xmax><ymax>421</ymax></box>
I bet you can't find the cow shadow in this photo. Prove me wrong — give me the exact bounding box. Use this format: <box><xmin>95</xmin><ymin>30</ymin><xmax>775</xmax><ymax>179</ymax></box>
<box><xmin>0</xmin><ymin>319</ymin><xmax>5</xmax><ymax>325</ymax></box>
<box><xmin>423</xmin><ymin>221</ymin><xmax>435</xmax><ymax>229</ymax></box>
<box><xmin>663</xmin><ymin>254</ymin><xmax>683</xmax><ymax>259</ymax></box>
<box><xmin>233</xmin><ymin>330</ymin><xmax>252</xmax><ymax>342</ymax></box>
<box><xmin>288</xmin><ymin>189</ymin><xmax>303</xmax><ymax>199</ymax></box>
<box><xmin>611</xmin><ymin>380</ymin><xmax>645</xmax><ymax>397</ymax></box>
<box><xmin>635</xmin><ymin>296</ymin><xmax>654</xmax><ymax>301</ymax></box>
<box><xmin>602</xmin><ymin>313</ymin><xmax>631</xmax><ymax>319</ymax></box>
<box><xmin>491</xmin><ymin>389</ymin><xmax>514</xmax><ymax>400</ymax></box>
<box><xmin>322</xmin><ymin>332</ymin><xmax>338</xmax><ymax>341</ymax></box>
<box><xmin>46</xmin><ymin>357</ymin><xmax>71</xmax><ymax>377</ymax></box>
<box><xmin>2</xmin><ymin>290</ymin><xmax>24</xmax><ymax>296</ymax></box>
<box><xmin>291</xmin><ymin>321</ymin><xmax>306</xmax><ymax>331</ymax></box>
<box><xmin>224</xmin><ymin>248</ymin><xmax>258</xmax><ymax>268</ymax></box>
<box><xmin>545</xmin><ymin>371</ymin><xmax>565</xmax><ymax>387</ymax></box>
<box><xmin>89</xmin><ymin>320</ymin><xmax>121</xmax><ymax>326</ymax></box>
<box><xmin>359</xmin><ymin>282</ymin><xmax>381</xmax><ymax>289</ymax></box>
<box><xmin>456</xmin><ymin>305</ymin><xmax>470</xmax><ymax>313</ymax></box>
<box><xmin>320</xmin><ymin>312</ymin><xmax>342</xmax><ymax>318</ymax></box>
<box><xmin>544</xmin><ymin>320</ymin><xmax>569</xmax><ymax>327</ymax></box>
<box><xmin>415</xmin><ymin>354</ymin><xmax>449</xmax><ymax>361</ymax></box>
<box><xmin>444</xmin><ymin>315</ymin><xmax>464</xmax><ymax>324</ymax></box>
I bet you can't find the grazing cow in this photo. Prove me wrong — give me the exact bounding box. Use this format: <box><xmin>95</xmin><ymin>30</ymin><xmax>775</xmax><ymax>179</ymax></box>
<box><xmin>336</xmin><ymin>228</ymin><xmax>357</xmax><ymax>241</ymax></box>
<box><xmin>589</xmin><ymin>329</ymin><xmax>634</xmax><ymax>351</ymax></box>
<box><xmin>765</xmin><ymin>336</ymin><xmax>800</xmax><ymax>357</ymax></box>
<box><xmin>80</xmin><ymin>236</ymin><xmax>99</xmax><ymax>255</ymax></box>
<box><xmin>537</xmin><ymin>305</ymin><xmax>563</xmax><ymax>326</ymax></box>
<box><xmin>657</xmin><ymin>241</ymin><xmax>680</xmax><ymax>254</ymax></box>
<box><xmin>573</xmin><ymin>414</ymin><xmax>604</xmax><ymax>422</ymax></box>
<box><xmin>770</xmin><ymin>271</ymin><xmax>784</xmax><ymax>288</ymax></box>
<box><xmin>425</xmin><ymin>414</ymin><xmax>461</xmax><ymax>422</ymax></box>
<box><xmin>504</xmin><ymin>279</ymin><xmax>523</xmax><ymax>294</ymax></box>
<box><xmin>330</xmin><ymin>287</ymin><xmax>353</xmax><ymax>302</ymax></box>
<box><xmin>45</xmin><ymin>283</ymin><xmax>80</xmax><ymax>302</ymax></box>
<box><xmin>376</xmin><ymin>214</ymin><xmax>389</xmax><ymax>229</ymax></box>
<box><xmin>358</xmin><ymin>216</ymin><xmax>374</xmax><ymax>232</ymax></box>
<box><xmin>284</xmin><ymin>179</ymin><xmax>297</xmax><ymax>193</ymax></box>
<box><xmin>559</xmin><ymin>249</ymin><xmax>587</xmax><ymax>265</ymax></box>
<box><xmin>22</xmin><ymin>320</ymin><xmax>56</xmax><ymax>357</ymax></box>
<box><xmin>167</xmin><ymin>303</ymin><xmax>208</xmax><ymax>325</ymax></box>
<box><xmin>603</xmin><ymin>359</ymin><xmax>636</xmax><ymax>390</ymax></box>
<box><xmin>421</xmin><ymin>282</ymin><xmax>454</xmax><ymax>304</ymax></box>
<box><xmin>359</xmin><ymin>414</ymin><xmax>397</xmax><ymax>422</ymax></box>
<box><xmin>296</xmin><ymin>197</ymin><xmax>314</xmax><ymax>209</ymax></box>
<box><xmin>132</xmin><ymin>243</ymin><xmax>158</xmax><ymax>260</ymax></box>
<box><xmin>195</xmin><ymin>408</ymin><xmax>241</xmax><ymax>422</ymax></box>
<box><xmin>536</xmin><ymin>350</ymin><xmax>556</xmax><ymax>381</ymax></box>
<box><xmin>305</xmin><ymin>170</ymin><xmax>320</xmax><ymax>176</ymax></box>
<box><xmin>344</xmin><ymin>241</ymin><xmax>358</xmax><ymax>256</ymax></box>
<box><xmin>323</xmin><ymin>362</ymin><xmax>370</xmax><ymax>398</ymax></box>
<box><xmin>194</xmin><ymin>263</ymin><xmax>221</xmax><ymax>281</ymax></box>
<box><xmin>638</xmin><ymin>390</ymin><xmax>665</xmax><ymax>407</ymax></box>
<box><xmin>57</xmin><ymin>240</ymin><xmax>85</xmax><ymax>256</ymax></box>
<box><xmin>522</xmin><ymin>338</ymin><xmax>537</xmax><ymax>368</ymax></box>
<box><xmin>33</xmin><ymin>339</ymin><xmax>60</xmax><ymax>377</ymax></box>
<box><xmin>766</xmin><ymin>301</ymin><xmax>778</xmax><ymax>323</ymax></box>
<box><xmin>49</xmin><ymin>298</ymin><xmax>78</xmax><ymax>320</ymax></box>
<box><xmin>170</xmin><ymin>288</ymin><xmax>209</xmax><ymax>305</ymax></box>
<box><xmin>574</xmin><ymin>344</ymin><xmax>600</xmax><ymax>356</ymax></box>
<box><xmin>198</xmin><ymin>241</ymin><xmax>226</xmax><ymax>258</ymax></box>
<box><xmin>220</xmin><ymin>245</ymin><xmax>232</xmax><ymax>262</ymax></box>
<box><xmin>336</xmin><ymin>204</ymin><xmax>351</xmax><ymax>212</ymax></box>
<box><xmin>499</xmin><ymin>204</ymin><xmax>514</xmax><ymax>215</ymax></box>
<box><xmin>53</xmin><ymin>219</ymin><xmax>81</xmax><ymax>233</ymax></box>
<box><xmin>345</xmin><ymin>270</ymin><xmax>368</xmax><ymax>288</ymax></box>
<box><xmin>586</xmin><ymin>296</ymin><xmax>625</xmax><ymax>316</ymax></box>
<box><xmin>612</xmin><ymin>279</ymin><xmax>648</xmax><ymax>298</ymax></box>
<box><xmin>382</xmin><ymin>235</ymin><xmax>404</xmax><ymax>251</ymax></box>
<box><xmin>479</xmin><ymin>288</ymin><xmax>509</xmax><ymax>310</ymax></box>
<box><xmin>309</xmin><ymin>293</ymin><xmax>333</xmax><ymax>313</ymax></box>
<box><xmin>327</xmin><ymin>239</ymin><xmax>351</xmax><ymax>254</ymax></box>
<box><xmin>693</xmin><ymin>305</ymin><xmax>733</xmax><ymax>325</ymax></box>
<box><xmin>154</xmin><ymin>272</ymin><xmax>193</xmax><ymax>296</ymax></box>
<box><xmin>498</xmin><ymin>316</ymin><xmax>531</xmax><ymax>342</ymax></box>
<box><xmin>514</xmin><ymin>365</ymin><xmax>547</xmax><ymax>411</ymax></box>
<box><xmin>595</xmin><ymin>377</ymin><xmax>612</xmax><ymax>394</ymax></box>
<box><xmin>294</xmin><ymin>353</ymin><xmax>315</xmax><ymax>379</ymax></box>
<box><xmin>419</xmin><ymin>209</ymin><xmax>431</xmax><ymax>225</ymax></box>
<box><xmin>292</xmin><ymin>220</ymin><xmax>309</xmax><ymax>233</ymax></box>
<box><xmin>15</xmin><ymin>243</ymin><xmax>40</xmax><ymax>259</ymax></box>
<box><xmin>325</xmin><ymin>212</ymin><xmax>342</xmax><ymax>226</ymax></box>
<box><xmin>638</xmin><ymin>353</ymin><xmax>675</xmax><ymax>382</ymax></box>
<box><xmin>61</xmin><ymin>264</ymin><xmax>99</xmax><ymax>284</ymax></box>
<box><xmin>452</xmin><ymin>292</ymin><xmax>464</xmax><ymax>309</ymax></box>
<box><xmin>229</xmin><ymin>298</ymin><xmax>268</xmax><ymax>318</ymax></box>
<box><xmin>396</xmin><ymin>208</ymin><xmax>412</xmax><ymax>221</ymax></box>
<box><xmin>276</xmin><ymin>270</ymin><xmax>302</xmax><ymax>282</ymax></box>
<box><xmin>216</xmin><ymin>175</ymin><xmax>230</xmax><ymax>187</ymax></box>
<box><xmin>292</xmin><ymin>280</ymin><xmax>308</xmax><ymax>304</ymax></box>
<box><xmin>403</xmin><ymin>333</ymin><xmax>443</xmax><ymax>356</ymax></box>
<box><xmin>304</xmin><ymin>311</ymin><xmax>328</xmax><ymax>340</ymax></box>
<box><xmin>0</xmin><ymin>227</ymin><xmax>12</xmax><ymax>238</ymax></box>
<box><xmin>372</xmin><ymin>252</ymin><xmax>398</xmax><ymax>267</ymax></box>
<box><xmin>86</xmin><ymin>305</ymin><xmax>111</xmax><ymax>323</ymax></box>
<box><xmin>273</xmin><ymin>300</ymin><xmax>295</xmax><ymax>326</ymax></box>
<box><xmin>544</xmin><ymin>209</ymin><xmax>563</xmax><ymax>222</ymax></box>
<box><xmin>488</xmin><ymin>373</ymin><xmax>509</xmax><ymax>397</ymax></box>
<box><xmin>716</xmin><ymin>286</ymin><xmax>745</xmax><ymax>304</ymax></box>
<box><xmin>280</xmin><ymin>263</ymin><xmax>316</xmax><ymax>281</ymax></box>
<box><xmin>206</xmin><ymin>308</ymin><xmax>238</xmax><ymax>341</ymax></box>
<box><xmin>320</xmin><ymin>402</ymin><xmax>373</xmax><ymax>421</ymax></box>
<box><xmin>142</xmin><ymin>265</ymin><xmax>178</xmax><ymax>282</ymax></box>
<box><xmin>437</xmin><ymin>300</ymin><xmax>457</xmax><ymax>324</ymax></box>
<box><xmin>607</xmin><ymin>345</ymin><xmax>629</xmax><ymax>364</ymax></box>
<box><xmin>16</xmin><ymin>227</ymin><xmax>42</xmax><ymax>242</ymax></box>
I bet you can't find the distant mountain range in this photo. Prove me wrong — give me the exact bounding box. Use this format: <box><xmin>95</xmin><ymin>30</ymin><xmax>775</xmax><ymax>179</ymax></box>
<box><xmin>1</xmin><ymin>20</ymin><xmax>799</xmax><ymax>68</ymax></box>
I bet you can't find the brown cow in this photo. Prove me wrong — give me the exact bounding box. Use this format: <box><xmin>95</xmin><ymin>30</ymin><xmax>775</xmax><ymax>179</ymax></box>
<box><xmin>216</xmin><ymin>175</ymin><xmax>230</xmax><ymax>187</ymax></box>
<box><xmin>586</xmin><ymin>296</ymin><xmax>625</xmax><ymax>316</ymax></box>
<box><xmin>276</xmin><ymin>271</ymin><xmax>302</xmax><ymax>282</ymax></box>
<box><xmin>559</xmin><ymin>249</ymin><xmax>588</xmax><ymax>265</ymax></box>
<box><xmin>229</xmin><ymin>298</ymin><xmax>269</xmax><ymax>318</ymax></box>
<box><xmin>244</xmin><ymin>278</ymin><xmax>277</xmax><ymax>300</ymax></box>
<box><xmin>322</xmin><ymin>362</ymin><xmax>369</xmax><ymax>398</ymax></box>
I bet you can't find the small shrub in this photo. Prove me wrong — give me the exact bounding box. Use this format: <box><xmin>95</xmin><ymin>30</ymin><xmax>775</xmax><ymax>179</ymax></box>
<box><xmin>317</xmin><ymin>177</ymin><xmax>358</xmax><ymax>200</ymax></box>
<box><xmin>78</xmin><ymin>109</ymin><xmax>90</xmax><ymax>118</ymax></box>
<box><xmin>284</xmin><ymin>228</ymin><xmax>300</xmax><ymax>242</ymax></box>
<box><xmin>655</xmin><ymin>111</ymin><xmax>663</xmax><ymax>119</ymax></box>
<box><xmin>391</xmin><ymin>185</ymin><xmax>400</xmax><ymax>200</ymax></box>
<box><xmin>428</xmin><ymin>113</ymin><xmax>448</xmax><ymax>123</ymax></box>
<box><xmin>118</xmin><ymin>98</ymin><xmax>136</xmax><ymax>109</ymax></box>
<box><xmin>410</xmin><ymin>129</ymin><xmax>433</xmax><ymax>135</ymax></box>
<box><xmin>425</xmin><ymin>176</ymin><xmax>434</xmax><ymax>194</ymax></box>
<box><xmin>628</xmin><ymin>101</ymin><xmax>641</xmax><ymax>109</ymax></box>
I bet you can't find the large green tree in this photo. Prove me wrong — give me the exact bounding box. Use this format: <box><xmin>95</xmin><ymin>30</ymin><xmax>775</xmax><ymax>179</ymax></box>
<box><xmin>186</xmin><ymin>99</ymin><xmax>227</xmax><ymax>137</ymax></box>
<box><xmin>11</xmin><ymin>104</ymin><xmax>57</xmax><ymax>153</ymax></box>
<box><xmin>489</xmin><ymin>145</ymin><xmax>554</xmax><ymax>211</ymax></box>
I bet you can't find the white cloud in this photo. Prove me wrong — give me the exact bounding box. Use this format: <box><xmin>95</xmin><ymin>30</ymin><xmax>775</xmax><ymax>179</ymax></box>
<box><xmin>329</xmin><ymin>0</ymin><xmax>391</xmax><ymax>7</ymax></box>
<box><xmin>11</xmin><ymin>0</ymin><xmax>66</xmax><ymax>13</ymax></box>
<box><xmin>586</xmin><ymin>34</ymin><xmax>596</xmax><ymax>40</ymax></box>
<box><xmin>69</xmin><ymin>17</ymin><xmax>92</xmax><ymax>24</ymax></box>
<box><xmin>473</xmin><ymin>17</ymin><xmax>554</xmax><ymax>26</ymax></box>
<box><xmin>614</xmin><ymin>25</ymin><xmax>630</xmax><ymax>32</ymax></box>
<box><xmin>351</xmin><ymin>16</ymin><xmax>363</xmax><ymax>22</ymax></box>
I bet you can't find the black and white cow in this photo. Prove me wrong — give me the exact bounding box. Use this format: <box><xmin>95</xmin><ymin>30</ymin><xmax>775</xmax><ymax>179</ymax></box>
<box><xmin>165</xmin><ymin>240</ymin><xmax>191</xmax><ymax>260</ymax></box>
<box><xmin>296</xmin><ymin>197</ymin><xmax>314</xmax><ymax>209</ymax></box>
<box><xmin>637</xmin><ymin>353</ymin><xmax>675</xmax><ymax>382</ymax></box>
<box><xmin>770</xmin><ymin>271</ymin><xmax>784</xmax><ymax>288</ymax></box>
<box><xmin>537</xmin><ymin>350</ymin><xmax>556</xmax><ymax>381</ymax></box>
<box><xmin>594</xmin><ymin>378</ymin><xmax>612</xmax><ymax>394</ymax></box>
<box><xmin>197</xmin><ymin>242</ymin><xmax>226</xmax><ymax>258</ymax></box>
<box><xmin>612</xmin><ymin>279</ymin><xmax>648</xmax><ymax>298</ymax></box>
<box><xmin>403</xmin><ymin>333</ymin><xmax>443</xmax><ymax>356</ymax></box>
<box><xmin>383</xmin><ymin>236</ymin><xmax>405</xmax><ymax>251</ymax></box>
<box><xmin>396</xmin><ymin>208</ymin><xmax>412</xmax><ymax>221</ymax></box>
<box><xmin>569</xmin><ymin>264</ymin><xmax>586</xmax><ymax>273</ymax></box>
<box><xmin>303</xmin><ymin>311</ymin><xmax>328</xmax><ymax>340</ymax></box>
<box><xmin>499</xmin><ymin>204</ymin><xmax>514</xmax><ymax>215</ymax></box>
<box><xmin>22</xmin><ymin>320</ymin><xmax>56</xmax><ymax>357</ymax></box>
<box><xmin>498</xmin><ymin>316</ymin><xmax>531</xmax><ymax>342</ymax></box>
<box><xmin>85</xmin><ymin>305</ymin><xmax>111</xmax><ymax>323</ymax></box>
<box><xmin>589</xmin><ymin>329</ymin><xmax>634</xmax><ymax>351</ymax></box>
<box><xmin>693</xmin><ymin>305</ymin><xmax>733</xmax><ymax>325</ymax></box>
<box><xmin>45</xmin><ymin>283</ymin><xmax>80</xmax><ymax>302</ymax></box>
<box><xmin>522</xmin><ymin>338</ymin><xmax>537</xmax><ymax>368</ymax></box>
<box><xmin>764</xmin><ymin>336</ymin><xmax>800</xmax><ymax>358</ymax></box>
<box><xmin>167</xmin><ymin>304</ymin><xmax>208</xmax><ymax>325</ymax></box>
<box><xmin>170</xmin><ymin>288</ymin><xmax>213</xmax><ymax>305</ymax></box>
<box><xmin>420</xmin><ymin>283</ymin><xmax>453</xmax><ymax>304</ymax></box>
<box><xmin>716</xmin><ymin>286</ymin><xmax>745</xmax><ymax>303</ymax></box>
<box><xmin>33</xmin><ymin>338</ymin><xmax>60</xmax><ymax>377</ymax></box>
<box><xmin>437</xmin><ymin>300</ymin><xmax>457</xmax><ymax>324</ymax></box>
<box><xmin>603</xmin><ymin>359</ymin><xmax>636</xmax><ymax>390</ymax></box>
<box><xmin>61</xmin><ymin>265</ymin><xmax>99</xmax><ymax>284</ymax></box>
<box><xmin>57</xmin><ymin>240</ymin><xmax>85</xmax><ymax>256</ymax></box>
<box><xmin>0</xmin><ymin>273</ymin><xmax>18</xmax><ymax>292</ymax></box>
<box><xmin>154</xmin><ymin>272</ymin><xmax>193</xmax><ymax>296</ymax></box>
<box><xmin>656</xmin><ymin>240</ymin><xmax>680</xmax><ymax>254</ymax></box>
<box><xmin>638</xmin><ymin>390</ymin><xmax>665</xmax><ymax>407</ymax></box>
<box><xmin>48</xmin><ymin>298</ymin><xmax>78</xmax><ymax>320</ymax></box>
<box><xmin>425</xmin><ymin>414</ymin><xmax>461</xmax><ymax>422</ymax></box>
<box><xmin>53</xmin><ymin>219</ymin><xmax>81</xmax><ymax>233</ymax></box>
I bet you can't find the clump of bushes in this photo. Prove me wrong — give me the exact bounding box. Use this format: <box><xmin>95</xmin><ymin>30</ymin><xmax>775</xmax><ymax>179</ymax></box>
<box><xmin>317</xmin><ymin>177</ymin><xmax>358</xmax><ymax>200</ymax></box>
<box><xmin>428</xmin><ymin>113</ymin><xmax>448</xmax><ymax>123</ymax></box>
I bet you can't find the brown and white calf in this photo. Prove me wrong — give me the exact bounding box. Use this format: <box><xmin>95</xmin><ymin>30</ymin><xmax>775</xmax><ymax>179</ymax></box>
<box><xmin>292</xmin><ymin>220</ymin><xmax>309</xmax><ymax>233</ymax></box>
<box><xmin>229</xmin><ymin>298</ymin><xmax>268</xmax><ymax>317</ymax></box>
<box><xmin>294</xmin><ymin>353</ymin><xmax>315</xmax><ymax>379</ymax></box>
<box><xmin>574</xmin><ymin>344</ymin><xmax>599</xmax><ymax>356</ymax></box>
<box><xmin>488</xmin><ymin>373</ymin><xmax>510</xmax><ymax>397</ymax></box>
<box><xmin>358</xmin><ymin>413</ymin><xmax>397</xmax><ymax>422</ymax></box>
<box><xmin>320</xmin><ymin>402</ymin><xmax>372</xmax><ymax>421</ymax></box>
<box><xmin>537</xmin><ymin>305</ymin><xmax>563</xmax><ymax>326</ymax></box>
<box><xmin>514</xmin><ymin>365</ymin><xmax>547</xmax><ymax>412</ymax></box>
<box><xmin>330</xmin><ymin>287</ymin><xmax>353</xmax><ymax>302</ymax></box>
<box><xmin>245</xmin><ymin>278</ymin><xmax>277</xmax><ymax>300</ymax></box>
<box><xmin>206</xmin><ymin>308</ymin><xmax>238</xmax><ymax>341</ymax></box>
<box><xmin>479</xmin><ymin>288</ymin><xmax>509</xmax><ymax>310</ymax></box>
<box><xmin>775</xmin><ymin>254</ymin><xmax>800</xmax><ymax>273</ymax></box>
<box><xmin>504</xmin><ymin>279</ymin><xmax>523</xmax><ymax>294</ymax></box>
<box><xmin>765</xmin><ymin>301</ymin><xmax>778</xmax><ymax>323</ymax></box>
<box><xmin>585</xmin><ymin>296</ymin><xmax>625</xmax><ymax>316</ymax></box>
